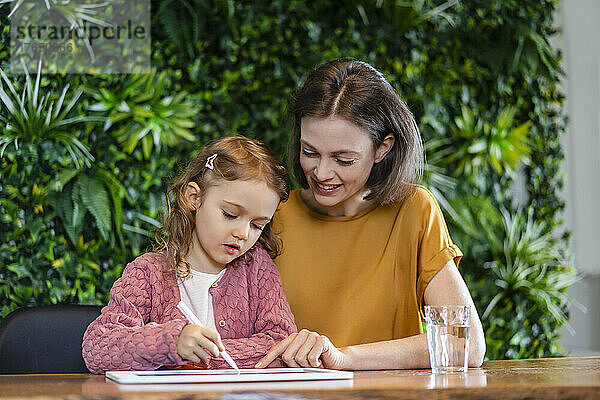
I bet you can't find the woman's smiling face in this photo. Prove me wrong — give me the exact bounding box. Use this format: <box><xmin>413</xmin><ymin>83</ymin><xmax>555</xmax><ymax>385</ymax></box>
<box><xmin>299</xmin><ymin>116</ymin><xmax>380</xmax><ymax>216</ymax></box>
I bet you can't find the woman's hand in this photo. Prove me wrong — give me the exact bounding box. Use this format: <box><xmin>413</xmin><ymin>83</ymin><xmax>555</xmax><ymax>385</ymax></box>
<box><xmin>255</xmin><ymin>329</ymin><xmax>347</xmax><ymax>370</ymax></box>
<box><xmin>176</xmin><ymin>324</ymin><xmax>224</xmax><ymax>364</ymax></box>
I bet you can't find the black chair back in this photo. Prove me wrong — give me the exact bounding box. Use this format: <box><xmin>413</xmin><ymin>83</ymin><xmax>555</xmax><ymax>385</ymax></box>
<box><xmin>0</xmin><ymin>304</ymin><xmax>102</xmax><ymax>374</ymax></box>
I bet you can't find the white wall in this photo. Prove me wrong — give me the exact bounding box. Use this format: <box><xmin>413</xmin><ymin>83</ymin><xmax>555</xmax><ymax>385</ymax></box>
<box><xmin>557</xmin><ymin>0</ymin><xmax>600</xmax><ymax>354</ymax></box>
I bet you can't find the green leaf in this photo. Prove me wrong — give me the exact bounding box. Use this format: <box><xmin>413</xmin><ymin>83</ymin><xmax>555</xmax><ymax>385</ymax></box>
<box><xmin>95</xmin><ymin>169</ymin><xmax>126</xmax><ymax>232</ymax></box>
<box><xmin>7</xmin><ymin>263</ymin><xmax>32</xmax><ymax>280</ymax></box>
<box><xmin>76</xmin><ymin>175</ymin><xmax>112</xmax><ymax>243</ymax></box>
<box><xmin>51</xmin><ymin>169</ymin><xmax>81</xmax><ymax>192</ymax></box>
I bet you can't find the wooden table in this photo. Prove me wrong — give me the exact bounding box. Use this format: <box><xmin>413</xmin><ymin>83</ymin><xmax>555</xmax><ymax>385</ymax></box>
<box><xmin>1</xmin><ymin>357</ymin><xmax>599</xmax><ymax>399</ymax></box>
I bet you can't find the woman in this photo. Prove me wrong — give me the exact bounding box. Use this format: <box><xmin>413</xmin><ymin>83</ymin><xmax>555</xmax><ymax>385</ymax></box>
<box><xmin>255</xmin><ymin>59</ymin><xmax>485</xmax><ymax>370</ymax></box>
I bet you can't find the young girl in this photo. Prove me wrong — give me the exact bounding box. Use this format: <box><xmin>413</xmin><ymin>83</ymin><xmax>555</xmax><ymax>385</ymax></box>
<box><xmin>82</xmin><ymin>136</ymin><xmax>296</xmax><ymax>373</ymax></box>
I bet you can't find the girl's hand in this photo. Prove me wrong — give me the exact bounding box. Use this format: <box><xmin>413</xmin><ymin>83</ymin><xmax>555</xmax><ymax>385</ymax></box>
<box><xmin>255</xmin><ymin>329</ymin><xmax>347</xmax><ymax>370</ymax></box>
<box><xmin>176</xmin><ymin>324</ymin><xmax>225</xmax><ymax>364</ymax></box>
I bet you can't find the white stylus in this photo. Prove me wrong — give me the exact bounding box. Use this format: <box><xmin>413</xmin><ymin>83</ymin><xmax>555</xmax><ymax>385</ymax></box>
<box><xmin>177</xmin><ymin>301</ymin><xmax>240</xmax><ymax>373</ymax></box>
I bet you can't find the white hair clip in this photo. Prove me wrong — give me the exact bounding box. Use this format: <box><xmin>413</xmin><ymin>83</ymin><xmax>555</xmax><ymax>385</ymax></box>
<box><xmin>205</xmin><ymin>153</ymin><xmax>217</xmax><ymax>170</ymax></box>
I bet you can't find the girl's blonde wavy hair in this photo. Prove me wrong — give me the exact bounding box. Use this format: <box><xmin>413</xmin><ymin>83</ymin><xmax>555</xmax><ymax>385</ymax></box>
<box><xmin>155</xmin><ymin>136</ymin><xmax>289</xmax><ymax>279</ymax></box>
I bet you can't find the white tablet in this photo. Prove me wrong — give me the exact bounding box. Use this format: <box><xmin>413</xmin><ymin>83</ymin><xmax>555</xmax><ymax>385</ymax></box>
<box><xmin>106</xmin><ymin>368</ymin><xmax>353</xmax><ymax>384</ymax></box>
<box><xmin>108</xmin><ymin>379</ymin><xmax>354</xmax><ymax>392</ymax></box>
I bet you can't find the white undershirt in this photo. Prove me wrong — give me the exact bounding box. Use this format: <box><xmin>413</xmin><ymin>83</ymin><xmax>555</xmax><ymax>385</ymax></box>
<box><xmin>178</xmin><ymin>268</ymin><xmax>226</xmax><ymax>330</ymax></box>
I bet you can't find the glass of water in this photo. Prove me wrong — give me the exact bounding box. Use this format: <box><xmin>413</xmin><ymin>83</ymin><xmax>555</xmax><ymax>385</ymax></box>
<box><xmin>424</xmin><ymin>305</ymin><xmax>471</xmax><ymax>374</ymax></box>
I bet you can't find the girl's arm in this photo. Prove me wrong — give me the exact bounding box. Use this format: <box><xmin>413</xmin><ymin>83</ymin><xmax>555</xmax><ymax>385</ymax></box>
<box><xmin>205</xmin><ymin>252</ymin><xmax>297</xmax><ymax>369</ymax></box>
<box><xmin>82</xmin><ymin>261</ymin><xmax>187</xmax><ymax>374</ymax></box>
<box><xmin>256</xmin><ymin>260</ymin><xmax>485</xmax><ymax>370</ymax></box>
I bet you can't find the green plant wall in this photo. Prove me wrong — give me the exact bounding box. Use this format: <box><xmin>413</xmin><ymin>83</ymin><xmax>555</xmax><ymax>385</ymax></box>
<box><xmin>0</xmin><ymin>0</ymin><xmax>576</xmax><ymax>360</ymax></box>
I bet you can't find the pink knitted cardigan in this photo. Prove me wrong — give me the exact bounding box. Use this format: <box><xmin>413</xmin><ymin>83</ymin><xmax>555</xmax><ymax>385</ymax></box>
<box><xmin>82</xmin><ymin>246</ymin><xmax>296</xmax><ymax>374</ymax></box>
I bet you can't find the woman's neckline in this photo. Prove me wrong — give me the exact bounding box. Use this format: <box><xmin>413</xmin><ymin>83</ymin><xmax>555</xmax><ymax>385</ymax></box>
<box><xmin>295</xmin><ymin>189</ymin><xmax>379</xmax><ymax>221</ymax></box>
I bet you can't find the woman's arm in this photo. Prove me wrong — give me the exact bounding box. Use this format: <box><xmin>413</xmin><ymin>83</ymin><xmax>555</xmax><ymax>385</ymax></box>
<box><xmin>337</xmin><ymin>259</ymin><xmax>485</xmax><ymax>369</ymax></box>
<box><xmin>423</xmin><ymin>259</ymin><xmax>486</xmax><ymax>367</ymax></box>
<box><xmin>256</xmin><ymin>260</ymin><xmax>485</xmax><ymax>370</ymax></box>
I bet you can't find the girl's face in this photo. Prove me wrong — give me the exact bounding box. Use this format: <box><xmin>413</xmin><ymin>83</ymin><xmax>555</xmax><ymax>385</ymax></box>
<box><xmin>299</xmin><ymin>117</ymin><xmax>393</xmax><ymax>216</ymax></box>
<box><xmin>185</xmin><ymin>179</ymin><xmax>280</xmax><ymax>273</ymax></box>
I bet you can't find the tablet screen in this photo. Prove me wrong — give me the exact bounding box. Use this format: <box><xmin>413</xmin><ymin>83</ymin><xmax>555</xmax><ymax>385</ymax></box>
<box><xmin>106</xmin><ymin>368</ymin><xmax>353</xmax><ymax>384</ymax></box>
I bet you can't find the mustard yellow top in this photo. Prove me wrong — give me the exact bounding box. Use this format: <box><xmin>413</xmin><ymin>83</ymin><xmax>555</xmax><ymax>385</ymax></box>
<box><xmin>273</xmin><ymin>186</ymin><xmax>462</xmax><ymax>347</ymax></box>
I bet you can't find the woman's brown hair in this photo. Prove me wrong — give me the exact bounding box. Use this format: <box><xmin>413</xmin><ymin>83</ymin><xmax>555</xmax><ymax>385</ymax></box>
<box><xmin>155</xmin><ymin>136</ymin><xmax>289</xmax><ymax>279</ymax></box>
<box><xmin>288</xmin><ymin>58</ymin><xmax>423</xmax><ymax>205</ymax></box>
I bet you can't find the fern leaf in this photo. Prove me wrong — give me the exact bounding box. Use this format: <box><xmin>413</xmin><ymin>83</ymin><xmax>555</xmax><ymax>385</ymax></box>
<box><xmin>95</xmin><ymin>169</ymin><xmax>125</xmax><ymax>232</ymax></box>
<box><xmin>70</xmin><ymin>179</ymin><xmax>87</xmax><ymax>236</ymax></box>
<box><xmin>77</xmin><ymin>175</ymin><xmax>112</xmax><ymax>243</ymax></box>
<box><xmin>47</xmin><ymin>183</ymin><xmax>82</xmax><ymax>245</ymax></box>
<box><xmin>47</xmin><ymin>188</ymin><xmax>71</xmax><ymax>226</ymax></box>
<box><xmin>51</xmin><ymin>169</ymin><xmax>81</xmax><ymax>192</ymax></box>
